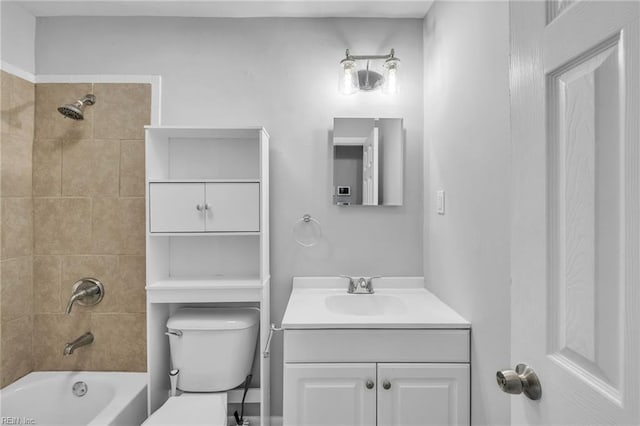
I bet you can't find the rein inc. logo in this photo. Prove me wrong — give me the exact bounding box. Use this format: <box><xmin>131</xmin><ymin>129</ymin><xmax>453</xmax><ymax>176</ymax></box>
<box><xmin>1</xmin><ymin>417</ymin><xmax>35</xmax><ymax>425</ymax></box>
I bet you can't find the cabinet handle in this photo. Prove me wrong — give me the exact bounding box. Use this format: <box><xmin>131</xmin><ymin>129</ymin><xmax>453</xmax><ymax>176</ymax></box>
<box><xmin>204</xmin><ymin>204</ymin><xmax>211</xmax><ymax>210</ymax></box>
<box><xmin>382</xmin><ymin>380</ymin><xmax>391</xmax><ymax>390</ymax></box>
<box><xmin>366</xmin><ymin>380</ymin><xmax>375</xmax><ymax>390</ymax></box>
<box><xmin>196</xmin><ymin>204</ymin><xmax>204</xmax><ymax>211</ymax></box>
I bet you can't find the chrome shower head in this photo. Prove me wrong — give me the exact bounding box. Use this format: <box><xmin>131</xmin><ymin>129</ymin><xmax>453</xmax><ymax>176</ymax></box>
<box><xmin>58</xmin><ymin>94</ymin><xmax>96</xmax><ymax>120</ymax></box>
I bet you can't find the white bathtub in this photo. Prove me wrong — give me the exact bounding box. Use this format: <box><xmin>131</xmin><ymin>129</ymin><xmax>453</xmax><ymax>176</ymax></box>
<box><xmin>0</xmin><ymin>372</ymin><xmax>147</xmax><ymax>426</ymax></box>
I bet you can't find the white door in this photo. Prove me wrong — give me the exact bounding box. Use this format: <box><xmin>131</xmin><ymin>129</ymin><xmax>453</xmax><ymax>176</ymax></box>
<box><xmin>283</xmin><ymin>363</ymin><xmax>376</xmax><ymax>426</ymax></box>
<box><xmin>204</xmin><ymin>182</ymin><xmax>260</xmax><ymax>232</ymax></box>
<box><xmin>362</xmin><ymin>127</ymin><xmax>379</xmax><ymax>205</ymax></box>
<box><xmin>377</xmin><ymin>363</ymin><xmax>470</xmax><ymax>426</ymax></box>
<box><xmin>148</xmin><ymin>183</ymin><xmax>205</xmax><ymax>232</ymax></box>
<box><xmin>510</xmin><ymin>1</ymin><xmax>640</xmax><ymax>424</ymax></box>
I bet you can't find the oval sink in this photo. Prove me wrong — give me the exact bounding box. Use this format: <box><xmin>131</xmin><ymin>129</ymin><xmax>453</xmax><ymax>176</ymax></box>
<box><xmin>324</xmin><ymin>294</ymin><xmax>407</xmax><ymax>316</ymax></box>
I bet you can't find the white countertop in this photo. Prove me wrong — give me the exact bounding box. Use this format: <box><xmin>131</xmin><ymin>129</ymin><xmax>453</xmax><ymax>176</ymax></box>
<box><xmin>282</xmin><ymin>277</ymin><xmax>471</xmax><ymax>329</ymax></box>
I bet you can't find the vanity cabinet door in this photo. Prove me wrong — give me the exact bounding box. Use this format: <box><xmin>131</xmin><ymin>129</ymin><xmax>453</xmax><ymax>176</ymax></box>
<box><xmin>283</xmin><ymin>363</ymin><xmax>377</xmax><ymax>426</ymax></box>
<box><xmin>149</xmin><ymin>183</ymin><xmax>205</xmax><ymax>232</ymax></box>
<box><xmin>377</xmin><ymin>363</ymin><xmax>470</xmax><ymax>426</ymax></box>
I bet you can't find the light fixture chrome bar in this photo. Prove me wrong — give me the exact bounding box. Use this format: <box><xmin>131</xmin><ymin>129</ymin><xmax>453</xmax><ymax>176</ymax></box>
<box><xmin>344</xmin><ymin>48</ymin><xmax>396</xmax><ymax>61</ymax></box>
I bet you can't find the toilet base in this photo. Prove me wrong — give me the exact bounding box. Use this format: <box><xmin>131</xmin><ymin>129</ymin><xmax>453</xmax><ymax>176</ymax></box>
<box><xmin>142</xmin><ymin>392</ymin><xmax>227</xmax><ymax>425</ymax></box>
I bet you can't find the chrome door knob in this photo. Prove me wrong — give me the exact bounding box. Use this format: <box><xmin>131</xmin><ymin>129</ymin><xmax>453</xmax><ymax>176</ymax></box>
<box><xmin>196</xmin><ymin>204</ymin><xmax>204</xmax><ymax>211</ymax></box>
<box><xmin>382</xmin><ymin>380</ymin><xmax>391</xmax><ymax>390</ymax></box>
<box><xmin>496</xmin><ymin>363</ymin><xmax>541</xmax><ymax>400</ymax></box>
<box><xmin>365</xmin><ymin>380</ymin><xmax>374</xmax><ymax>389</ymax></box>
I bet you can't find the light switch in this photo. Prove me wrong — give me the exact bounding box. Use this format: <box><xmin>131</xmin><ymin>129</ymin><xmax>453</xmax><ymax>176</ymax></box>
<box><xmin>437</xmin><ymin>190</ymin><xmax>445</xmax><ymax>215</ymax></box>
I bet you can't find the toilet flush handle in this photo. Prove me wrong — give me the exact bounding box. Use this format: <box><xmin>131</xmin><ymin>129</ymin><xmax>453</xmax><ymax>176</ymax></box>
<box><xmin>165</xmin><ymin>330</ymin><xmax>183</xmax><ymax>337</ymax></box>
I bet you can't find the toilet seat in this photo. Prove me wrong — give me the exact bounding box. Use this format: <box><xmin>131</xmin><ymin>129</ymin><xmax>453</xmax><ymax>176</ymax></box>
<box><xmin>142</xmin><ymin>393</ymin><xmax>228</xmax><ymax>426</ymax></box>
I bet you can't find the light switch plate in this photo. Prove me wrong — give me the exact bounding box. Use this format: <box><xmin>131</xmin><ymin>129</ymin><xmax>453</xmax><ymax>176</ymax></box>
<box><xmin>437</xmin><ymin>190</ymin><xmax>445</xmax><ymax>215</ymax></box>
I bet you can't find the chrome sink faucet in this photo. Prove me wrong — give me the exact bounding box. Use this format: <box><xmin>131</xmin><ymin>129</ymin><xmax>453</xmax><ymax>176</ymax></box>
<box><xmin>342</xmin><ymin>276</ymin><xmax>379</xmax><ymax>294</ymax></box>
<box><xmin>63</xmin><ymin>332</ymin><xmax>94</xmax><ymax>356</ymax></box>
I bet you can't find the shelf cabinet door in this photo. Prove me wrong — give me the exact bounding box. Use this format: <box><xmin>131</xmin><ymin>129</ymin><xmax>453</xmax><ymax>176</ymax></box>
<box><xmin>377</xmin><ymin>363</ymin><xmax>470</xmax><ymax>426</ymax></box>
<box><xmin>149</xmin><ymin>183</ymin><xmax>205</xmax><ymax>232</ymax></box>
<box><xmin>204</xmin><ymin>183</ymin><xmax>259</xmax><ymax>232</ymax></box>
<box><xmin>283</xmin><ymin>363</ymin><xmax>377</xmax><ymax>426</ymax></box>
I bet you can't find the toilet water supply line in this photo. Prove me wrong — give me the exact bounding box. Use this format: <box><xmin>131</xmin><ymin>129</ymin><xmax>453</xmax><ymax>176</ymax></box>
<box><xmin>263</xmin><ymin>324</ymin><xmax>283</xmax><ymax>358</ymax></box>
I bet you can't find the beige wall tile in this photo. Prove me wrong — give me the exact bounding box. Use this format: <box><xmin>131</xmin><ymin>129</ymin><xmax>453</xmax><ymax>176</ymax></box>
<box><xmin>0</xmin><ymin>257</ymin><xmax>33</xmax><ymax>322</ymax></box>
<box><xmin>34</xmin><ymin>197</ymin><xmax>91</xmax><ymax>255</ymax></box>
<box><xmin>33</xmin><ymin>313</ymin><xmax>92</xmax><ymax>371</ymax></box>
<box><xmin>1</xmin><ymin>71</ymin><xmax>34</xmax><ymax>140</ymax></box>
<box><xmin>33</xmin><ymin>255</ymin><xmax>62</xmax><ymax>314</ymax></box>
<box><xmin>61</xmin><ymin>255</ymin><xmax>119</xmax><ymax>314</ymax></box>
<box><xmin>90</xmin><ymin>313</ymin><xmax>146</xmax><ymax>371</ymax></box>
<box><xmin>1</xmin><ymin>198</ymin><xmax>33</xmax><ymax>259</ymax></box>
<box><xmin>35</xmin><ymin>83</ymin><xmax>93</xmax><ymax>140</ymax></box>
<box><xmin>62</xmin><ymin>139</ymin><xmax>119</xmax><ymax>196</ymax></box>
<box><xmin>1</xmin><ymin>315</ymin><xmax>33</xmax><ymax>387</ymax></box>
<box><xmin>92</xmin><ymin>198</ymin><xmax>145</xmax><ymax>255</ymax></box>
<box><xmin>118</xmin><ymin>256</ymin><xmax>146</xmax><ymax>313</ymax></box>
<box><xmin>33</xmin><ymin>139</ymin><xmax>62</xmax><ymax>196</ymax></box>
<box><xmin>93</xmin><ymin>84</ymin><xmax>150</xmax><ymax>140</ymax></box>
<box><xmin>1</xmin><ymin>133</ymin><xmax>32</xmax><ymax>197</ymax></box>
<box><xmin>120</xmin><ymin>139</ymin><xmax>145</xmax><ymax>197</ymax></box>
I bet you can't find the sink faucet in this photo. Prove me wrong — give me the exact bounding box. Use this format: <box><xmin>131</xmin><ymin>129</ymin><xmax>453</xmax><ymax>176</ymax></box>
<box><xmin>63</xmin><ymin>332</ymin><xmax>94</xmax><ymax>356</ymax></box>
<box><xmin>342</xmin><ymin>276</ymin><xmax>379</xmax><ymax>294</ymax></box>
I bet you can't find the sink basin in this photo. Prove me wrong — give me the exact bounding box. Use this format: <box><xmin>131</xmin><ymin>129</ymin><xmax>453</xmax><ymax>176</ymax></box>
<box><xmin>324</xmin><ymin>294</ymin><xmax>407</xmax><ymax>316</ymax></box>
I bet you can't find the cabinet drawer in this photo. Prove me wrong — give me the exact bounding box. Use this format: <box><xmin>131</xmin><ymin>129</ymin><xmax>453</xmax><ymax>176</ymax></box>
<box><xmin>284</xmin><ymin>329</ymin><xmax>470</xmax><ymax>363</ymax></box>
<box><xmin>149</xmin><ymin>183</ymin><xmax>205</xmax><ymax>232</ymax></box>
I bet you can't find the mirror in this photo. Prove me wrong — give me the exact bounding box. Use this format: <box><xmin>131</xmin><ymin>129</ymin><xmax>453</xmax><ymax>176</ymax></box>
<box><xmin>332</xmin><ymin>117</ymin><xmax>403</xmax><ymax>206</ymax></box>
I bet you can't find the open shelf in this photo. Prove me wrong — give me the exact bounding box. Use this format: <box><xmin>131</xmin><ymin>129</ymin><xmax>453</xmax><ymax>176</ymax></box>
<box><xmin>146</xmin><ymin>276</ymin><xmax>267</xmax><ymax>303</ymax></box>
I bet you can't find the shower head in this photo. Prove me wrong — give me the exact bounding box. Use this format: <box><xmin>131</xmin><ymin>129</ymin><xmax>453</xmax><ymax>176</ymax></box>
<box><xmin>58</xmin><ymin>94</ymin><xmax>96</xmax><ymax>120</ymax></box>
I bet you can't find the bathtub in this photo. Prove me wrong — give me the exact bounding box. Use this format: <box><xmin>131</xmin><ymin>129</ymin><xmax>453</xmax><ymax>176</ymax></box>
<box><xmin>0</xmin><ymin>372</ymin><xmax>147</xmax><ymax>426</ymax></box>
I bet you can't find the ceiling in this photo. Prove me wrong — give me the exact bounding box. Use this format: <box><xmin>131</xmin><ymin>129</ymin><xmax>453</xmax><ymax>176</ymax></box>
<box><xmin>14</xmin><ymin>0</ymin><xmax>434</xmax><ymax>18</ymax></box>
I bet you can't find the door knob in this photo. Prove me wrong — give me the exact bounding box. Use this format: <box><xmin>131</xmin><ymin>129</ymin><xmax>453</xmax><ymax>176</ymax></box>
<box><xmin>496</xmin><ymin>363</ymin><xmax>541</xmax><ymax>400</ymax></box>
<box><xmin>365</xmin><ymin>380</ymin><xmax>374</xmax><ymax>390</ymax></box>
<box><xmin>382</xmin><ymin>380</ymin><xmax>391</xmax><ymax>390</ymax></box>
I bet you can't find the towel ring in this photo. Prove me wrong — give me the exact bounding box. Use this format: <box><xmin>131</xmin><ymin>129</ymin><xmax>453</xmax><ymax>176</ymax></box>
<box><xmin>293</xmin><ymin>214</ymin><xmax>322</xmax><ymax>247</ymax></box>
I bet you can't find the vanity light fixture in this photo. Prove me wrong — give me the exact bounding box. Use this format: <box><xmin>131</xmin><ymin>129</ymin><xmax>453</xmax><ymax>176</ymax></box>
<box><xmin>339</xmin><ymin>48</ymin><xmax>400</xmax><ymax>95</ymax></box>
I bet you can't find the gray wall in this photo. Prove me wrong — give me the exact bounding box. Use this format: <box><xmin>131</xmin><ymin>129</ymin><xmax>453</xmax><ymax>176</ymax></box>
<box><xmin>0</xmin><ymin>2</ymin><xmax>36</xmax><ymax>74</ymax></box>
<box><xmin>423</xmin><ymin>2</ymin><xmax>511</xmax><ymax>425</ymax></box>
<box><xmin>35</xmin><ymin>16</ymin><xmax>424</xmax><ymax>415</ymax></box>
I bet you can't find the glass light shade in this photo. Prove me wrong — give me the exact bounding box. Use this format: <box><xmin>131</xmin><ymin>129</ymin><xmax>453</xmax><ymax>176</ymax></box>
<box><xmin>382</xmin><ymin>58</ymin><xmax>400</xmax><ymax>94</ymax></box>
<box><xmin>339</xmin><ymin>59</ymin><xmax>359</xmax><ymax>95</ymax></box>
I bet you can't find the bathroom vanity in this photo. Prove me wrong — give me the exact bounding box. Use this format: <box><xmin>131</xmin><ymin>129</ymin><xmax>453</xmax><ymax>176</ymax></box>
<box><xmin>281</xmin><ymin>277</ymin><xmax>470</xmax><ymax>426</ymax></box>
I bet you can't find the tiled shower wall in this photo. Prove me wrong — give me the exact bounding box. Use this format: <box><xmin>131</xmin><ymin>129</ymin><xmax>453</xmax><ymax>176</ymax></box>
<box><xmin>0</xmin><ymin>77</ymin><xmax>151</xmax><ymax>387</ymax></box>
<box><xmin>32</xmin><ymin>83</ymin><xmax>150</xmax><ymax>372</ymax></box>
<box><xmin>0</xmin><ymin>71</ymin><xmax>35</xmax><ymax>387</ymax></box>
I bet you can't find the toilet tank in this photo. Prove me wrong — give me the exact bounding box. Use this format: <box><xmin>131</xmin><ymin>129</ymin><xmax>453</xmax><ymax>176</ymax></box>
<box><xmin>166</xmin><ymin>307</ymin><xmax>260</xmax><ymax>392</ymax></box>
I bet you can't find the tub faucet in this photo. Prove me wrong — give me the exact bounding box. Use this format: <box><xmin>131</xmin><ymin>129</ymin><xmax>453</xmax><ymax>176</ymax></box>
<box><xmin>63</xmin><ymin>332</ymin><xmax>94</xmax><ymax>356</ymax></box>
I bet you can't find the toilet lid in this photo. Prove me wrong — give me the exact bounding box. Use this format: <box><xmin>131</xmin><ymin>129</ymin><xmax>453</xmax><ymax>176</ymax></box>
<box><xmin>142</xmin><ymin>393</ymin><xmax>227</xmax><ymax>426</ymax></box>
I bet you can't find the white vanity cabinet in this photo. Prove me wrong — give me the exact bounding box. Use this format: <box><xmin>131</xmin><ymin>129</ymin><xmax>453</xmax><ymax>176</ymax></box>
<box><xmin>282</xmin><ymin>277</ymin><xmax>471</xmax><ymax>426</ymax></box>
<box><xmin>149</xmin><ymin>182</ymin><xmax>259</xmax><ymax>233</ymax></box>
<box><xmin>145</xmin><ymin>127</ymin><xmax>271</xmax><ymax>424</ymax></box>
<box><xmin>283</xmin><ymin>332</ymin><xmax>470</xmax><ymax>426</ymax></box>
<box><xmin>284</xmin><ymin>362</ymin><xmax>469</xmax><ymax>426</ymax></box>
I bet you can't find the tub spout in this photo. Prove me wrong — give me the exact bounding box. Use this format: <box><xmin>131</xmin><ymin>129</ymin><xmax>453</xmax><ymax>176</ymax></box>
<box><xmin>64</xmin><ymin>332</ymin><xmax>94</xmax><ymax>356</ymax></box>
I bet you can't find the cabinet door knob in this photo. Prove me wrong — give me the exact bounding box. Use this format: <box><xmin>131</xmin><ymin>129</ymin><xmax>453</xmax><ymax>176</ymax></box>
<box><xmin>204</xmin><ymin>204</ymin><xmax>211</xmax><ymax>210</ymax></box>
<box><xmin>382</xmin><ymin>380</ymin><xmax>391</xmax><ymax>390</ymax></box>
<box><xmin>366</xmin><ymin>380</ymin><xmax>375</xmax><ymax>390</ymax></box>
<box><xmin>196</xmin><ymin>204</ymin><xmax>204</xmax><ymax>211</ymax></box>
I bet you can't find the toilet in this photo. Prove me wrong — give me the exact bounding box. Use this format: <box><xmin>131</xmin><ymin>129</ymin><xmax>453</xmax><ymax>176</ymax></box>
<box><xmin>143</xmin><ymin>307</ymin><xmax>260</xmax><ymax>425</ymax></box>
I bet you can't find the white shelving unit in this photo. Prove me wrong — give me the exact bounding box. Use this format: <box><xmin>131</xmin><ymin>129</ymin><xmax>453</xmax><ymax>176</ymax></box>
<box><xmin>145</xmin><ymin>126</ymin><xmax>270</xmax><ymax>424</ymax></box>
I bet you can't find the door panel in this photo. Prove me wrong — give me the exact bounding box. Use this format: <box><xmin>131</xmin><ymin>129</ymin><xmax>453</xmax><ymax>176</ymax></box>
<box><xmin>377</xmin><ymin>364</ymin><xmax>470</xmax><ymax>426</ymax></box>
<box><xmin>510</xmin><ymin>1</ymin><xmax>640</xmax><ymax>424</ymax></box>
<box><xmin>283</xmin><ymin>363</ymin><xmax>376</xmax><ymax>426</ymax></box>
<box><xmin>204</xmin><ymin>183</ymin><xmax>259</xmax><ymax>232</ymax></box>
<box><xmin>149</xmin><ymin>183</ymin><xmax>205</xmax><ymax>232</ymax></box>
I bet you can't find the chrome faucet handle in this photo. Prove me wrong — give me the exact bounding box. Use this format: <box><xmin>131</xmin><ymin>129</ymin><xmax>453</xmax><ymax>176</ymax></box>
<box><xmin>340</xmin><ymin>275</ymin><xmax>356</xmax><ymax>293</ymax></box>
<box><xmin>65</xmin><ymin>278</ymin><xmax>104</xmax><ymax>314</ymax></box>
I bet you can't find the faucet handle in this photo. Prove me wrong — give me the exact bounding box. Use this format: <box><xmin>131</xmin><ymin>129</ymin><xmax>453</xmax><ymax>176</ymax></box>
<box><xmin>340</xmin><ymin>275</ymin><xmax>356</xmax><ymax>293</ymax></box>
